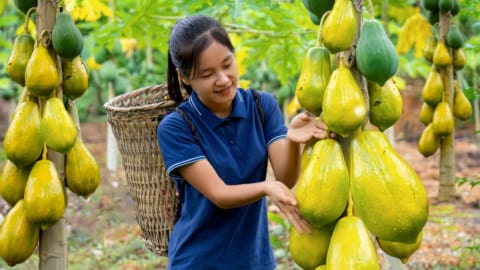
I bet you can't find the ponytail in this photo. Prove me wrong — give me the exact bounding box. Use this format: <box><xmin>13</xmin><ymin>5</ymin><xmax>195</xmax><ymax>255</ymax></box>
<box><xmin>167</xmin><ymin>51</ymin><xmax>183</xmax><ymax>103</ymax></box>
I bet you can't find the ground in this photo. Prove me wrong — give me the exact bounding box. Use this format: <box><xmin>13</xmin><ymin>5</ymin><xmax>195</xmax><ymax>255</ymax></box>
<box><xmin>0</xmin><ymin>81</ymin><xmax>479</xmax><ymax>269</ymax></box>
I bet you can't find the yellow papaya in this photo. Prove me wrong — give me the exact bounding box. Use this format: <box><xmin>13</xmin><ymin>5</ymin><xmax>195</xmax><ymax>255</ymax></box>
<box><xmin>453</xmin><ymin>80</ymin><xmax>472</xmax><ymax>121</ymax></box>
<box><xmin>296</xmin><ymin>139</ymin><xmax>349</xmax><ymax>228</ymax></box>
<box><xmin>3</xmin><ymin>100</ymin><xmax>43</xmax><ymax>168</ymax></box>
<box><xmin>368</xmin><ymin>79</ymin><xmax>403</xmax><ymax>131</ymax></box>
<box><xmin>24</xmin><ymin>159</ymin><xmax>66</xmax><ymax>230</ymax></box>
<box><xmin>423</xmin><ymin>36</ymin><xmax>437</xmax><ymax>63</ymax></box>
<box><xmin>432</xmin><ymin>101</ymin><xmax>454</xmax><ymax>136</ymax></box>
<box><xmin>419</xmin><ymin>102</ymin><xmax>434</xmax><ymax>125</ymax></box>
<box><xmin>322</xmin><ymin>60</ymin><xmax>366</xmax><ymax>137</ymax></box>
<box><xmin>66</xmin><ymin>138</ymin><xmax>101</xmax><ymax>199</ymax></box>
<box><xmin>433</xmin><ymin>40</ymin><xmax>451</xmax><ymax>67</ymax></box>
<box><xmin>295</xmin><ymin>45</ymin><xmax>331</xmax><ymax>115</ymax></box>
<box><xmin>453</xmin><ymin>48</ymin><xmax>466</xmax><ymax>70</ymax></box>
<box><xmin>421</xmin><ymin>68</ymin><xmax>443</xmax><ymax>106</ymax></box>
<box><xmin>62</xmin><ymin>56</ymin><xmax>89</xmax><ymax>100</ymax></box>
<box><xmin>41</xmin><ymin>97</ymin><xmax>77</xmax><ymax>153</ymax></box>
<box><xmin>0</xmin><ymin>161</ymin><xmax>31</xmax><ymax>206</ymax></box>
<box><xmin>6</xmin><ymin>33</ymin><xmax>35</xmax><ymax>86</ymax></box>
<box><xmin>321</xmin><ymin>0</ymin><xmax>356</xmax><ymax>54</ymax></box>
<box><xmin>289</xmin><ymin>223</ymin><xmax>335</xmax><ymax>270</ymax></box>
<box><xmin>418</xmin><ymin>124</ymin><xmax>440</xmax><ymax>157</ymax></box>
<box><xmin>377</xmin><ymin>231</ymin><xmax>423</xmax><ymax>264</ymax></box>
<box><xmin>315</xmin><ymin>266</ymin><xmax>326</xmax><ymax>270</ymax></box>
<box><xmin>0</xmin><ymin>200</ymin><xmax>39</xmax><ymax>266</ymax></box>
<box><xmin>349</xmin><ymin>130</ymin><xmax>428</xmax><ymax>243</ymax></box>
<box><xmin>326</xmin><ymin>216</ymin><xmax>380</xmax><ymax>270</ymax></box>
<box><xmin>25</xmin><ymin>38</ymin><xmax>59</xmax><ymax>97</ymax></box>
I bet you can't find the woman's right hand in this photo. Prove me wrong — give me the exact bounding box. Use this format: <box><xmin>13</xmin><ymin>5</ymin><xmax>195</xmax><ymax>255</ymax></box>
<box><xmin>265</xmin><ymin>180</ymin><xmax>312</xmax><ymax>234</ymax></box>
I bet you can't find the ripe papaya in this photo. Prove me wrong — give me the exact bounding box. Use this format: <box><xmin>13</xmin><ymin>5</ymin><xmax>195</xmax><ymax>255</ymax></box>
<box><xmin>419</xmin><ymin>102</ymin><xmax>435</xmax><ymax>125</ymax></box>
<box><xmin>6</xmin><ymin>33</ymin><xmax>35</xmax><ymax>86</ymax></box>
<box><xmin>24</xmin><ymin>159</ymin><xmax>66</xmax><ymax>230</ymax></box>
<box><xmin>25</xmin><ymin>40</ymin><xmax>59</xmax><ymax>97</ymax></box>
<box><xmin>421</xmin><ymin>68</ymin><xmax>443</xmax><ymax>106</ymax></box>
<box><xmin>418</xmin><ymin>123</ymin><xmax>440</xmax><ymax>157</ymax></box>
<box><xmin>349</xmin><ymin>130</ymin><xmax>428</xmax><ymax>243</ymax></box>
<box><xmin>52</xmin><ymin>12</ymin><xmax>84</xmax><ymax>60</ymax></box>
<box><xmin>433</xmin><ymin>40</ymin><xmax>452</xmax><ymax>67</ymax></box>
<box><xmin>356</xmin><ymin>19</ymin><xmax>399</xmax><ymax>86</ymax></box>
<box><xmin>432</xmin><ymin>101</ymin><xmax>454</xmax><ymax>136</ymax></box>
<box><xmin>0</xmin><ymin>200</ymin><xmax>39</xmax><ymax>266</ymax></box>
<box><xmin>322</xmin><ymin>60</ymin><xmax>366</xmax><ymax>137</ymax></box>
<box><xmin>66</xmin><ymin>138</ymin><xmax>101</xmax><ymax>199</ymax></box>
<box><xmin>453</xmin><ymin>81</ymin><xmax>472</xmax><ymax>121</ymax></box>
<box><xmin>62</xmin><ymin>56</ymin><xmax>89</xmax><ymax>99</ymax></box>
<box><xmin>377</xmin><ymin>231</ymin><xmax>423</xmax><ymax>264</ymax></box>
<box><xmin>289</xmin><ymin>222</ymin><xmax>335</xmax><ymax>270</ymax></box>
<box><xmin>41</xmin><ymin>97</ymin><xmax>77</xmax><ymax>153</ymax></box>
<box><xmin>296</xmin><ymin>139</ymin><xmax>349</xmax><ymax>228</ymax></box>
<box><xmin>0</xmin><ymin>161</ymin><xmax>31</xmax><ymax>206</ymax></box>
<box><xmin>13</xmin><ymin>0</ymin><xmax>37</xmax><ymax>14</ymax></box>
<box><xmin>3</xmin><ymin>100</ymin><xmax>43</xmax><ymax>168</ymax></box>
<box><xmin>321</xmin><ymin>0</ymin><xmax>356</xmax><ymax>54</ymax></box>
<box><xmin>368</xmin><ymin>79</ymin><xmax>403</xmax><ymax>131</ymax></box>
<box><xmin>423</xmin><ymin>36</ymin><xmax>437</xmax><ymax>63</ymax></box>
<box><xmin>452</xmin><ymin>48</ymin><xmax>466</xmax><ymax>70</ymax></box>
<box><xmin>326</xmin><ymin>216</ymin><xmax>380</xmax><ymax>270</ymax></box>
<box><xmin>295</xmin><ymin>45</ymin><xmax>331</xmax><ymax>115</ymax></box>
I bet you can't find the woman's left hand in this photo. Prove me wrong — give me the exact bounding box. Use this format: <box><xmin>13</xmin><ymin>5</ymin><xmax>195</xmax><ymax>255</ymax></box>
<box><xmin>286</xmin><ymin>112</ymin><xmax>333</xmax><ymax>144</ymax></box>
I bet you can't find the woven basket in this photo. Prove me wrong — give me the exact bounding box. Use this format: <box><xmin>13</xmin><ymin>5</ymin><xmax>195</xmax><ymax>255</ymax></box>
<box><xmin>104</xmin><ymin>84</ymin><xmax>177</xmax><ymax>256</ymax></box>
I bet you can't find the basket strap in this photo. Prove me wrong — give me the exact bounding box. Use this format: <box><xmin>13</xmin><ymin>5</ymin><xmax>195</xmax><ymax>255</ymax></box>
<box><xmin>250</xmin><ymin>89</ymin><xmax>265</xmax><ymax>125</ymax></box>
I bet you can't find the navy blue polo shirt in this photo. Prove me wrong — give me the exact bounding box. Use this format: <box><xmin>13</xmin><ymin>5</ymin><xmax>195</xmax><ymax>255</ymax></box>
<box><xmin>157</xmin><ymin>88</ymin><xmax>287</xmax><ymax>270</ymax></box>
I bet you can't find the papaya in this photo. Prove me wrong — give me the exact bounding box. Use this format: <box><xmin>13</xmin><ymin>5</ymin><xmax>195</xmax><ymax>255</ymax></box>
<box><xmin>322</xmin><ymin>60</ymin><xmax>366</xmax><ymax>137</ymax></box>
<box><xmin>289</xmin><ymin>223</ymin><xmax>335</xmax><ymax>270</ymax></box>
<box><xmin>453</xmin><ymin>81</ymin><xmax>472</xmax><ymax>121</ymax></box>
<box><xmin>6</xmin><ymin>33</ymin><xmax>35</xmax><ymax>86</ymax></box>
<box><xmin>446</xmin><ymin>24</ymin><xmax>463</xmax><ymax>49</ymax></box>
<box><xmin>432</xmin><ymin>101</ymin><xmax>454</xmax><ymax>136</ymax></box>
<box><xmin>13</xmin><ymin>0</ymin><xmax>37</xmax><ymax>14</ymax></box>
<box><xmin>423</xmin><ymin>36</ymin><xmax>437</xmax><ymax>63</ymax></box>
<box><xmin>315</xmin><ymin>266</ymin><xmax>326</xmax><ymax>270</ymax></box>
<box><xmin>422</xmin><ymin>0</ymin><xmax>439</xmax><ymax>11</ymax></box>
<box><xmin>307</xmin><ymin>11</ymin><xmax>320</xmax><ymax>25</ymax></box>
<box><xmin>24</xmin><ymin>159</ymin><xmax>66</xmax><ymax>230</ymax></box>
<box><xmin>326</xmin><ymin>216</ymin><xmax>380</xmax><ymax>270</ymax></box>
<box><xmin>433</xmin><ymin>40</ymin><xmax>452</xmax><ymax>67</ymax></box>
<box><xmin>368</xmin><ymin>79</ymin><xmax>403</xmax><ymax>131</ymax></box>
<box><xmin>451</xmin><ymin>0</ymin><xmax>460</xmax><ymax>16</ymax></box>
<box><xmin>295</xmin><ymin>45</ymin><xmax>331</xmax><ymax>115</ymax></box>
<box><xmin>41</xmin><ymin>97</ymin><xmax>77</xmax><ymax>153</ymax></box>
<box><xmin>3</xmin><ymin>100</ymin><xmax>43</xmax><ymax>168</ymax></box>
<box><xmin>302</xmin><ymin>0</ymin><xmax>335</xmax><ymax>22</ymax></box>
<box><xmin>419</xmin><ymin>102</ymin><xmax>435</xmax><ymax>125</ymax></box>
<box><xmin>418</xmin><ymin>124</ymin><xmax>440</xmax><ymax>157</ymax></box>
<box><xmin>439</xmin><ymin>0</ymin><xmax>454</xmax><ymax>12</ymax></box>
<box><xmin>94</xmin><ymin>47</ymin><xmax>110</xmax><ymax>64</ymax></box>
<box><xmin>356</xmin><ymin>19</ymin><xmax>399</xmax><ymax>86</ymax></box>
<box><xmin>52</xmin><ymin>12</ymin><xmax>84</xmax><ymax>60</ymax></box>
<box><xmin>321</xmin><ymin>0</ymin><xmax>356</xmax><ymax>54</ymax></box>
<box><xmin>0</xmin><ymin>200</ymin><xmax>39</xmax><ymax>266</ymax></box>
<box><xmin>25</xmin><ymin>39</ymin><xmax>59</xmax><ymax>97</ymax></box>
<box><xmin>99</xmin><ymin>60</ymin><xmax>118</xmax><ymax>82</ymax></box>
<box><xmin>421</xmin><ymin>68</ymin><xmax>443</xmax><ymax>106</ymax></box>
<box><xmin>377</xmin><ymin>231</ymin><xmax>423</xmax><ymax>264</ymax></box>
<box><xmin>0</xmin><ymin>161</ymin><xmax>31</xmax><ymax>206</ymax></box>
<box><xmin>427</xmin><ymin>10</ymin><xmax>440</xmax><ymax>25</ymax></box>
<box><xmin>66</xmin><ymin>138</ymin><xmax>101</xmax><ymax>199</ymax></box>
<box><xmin>300</xmin><ymin>141</ymin><xmax>315</xmax><ymax>171</ymax></box>
<box><xmin>296</xmin><ymin>139</ymin><xmax>349</xmax><ymax>228</ymax></box>
<box><xmin>0</xmin><ymin>0</ymin><xmax>6</xmax><ymax>15</ymax></box>
<box><xmin>62</xmin><ymin>56</ymin><xmax>89</xmax><ymax>99</ymax></box>
<box><xmin>453</xmin><ymin>48</ymin><xmax>466</xmax><ymax>70</ymax></box>
<box><xmin>349</xmin><ymin>130</ymin><xmax>429</xmax><ymax>243</ymax></box>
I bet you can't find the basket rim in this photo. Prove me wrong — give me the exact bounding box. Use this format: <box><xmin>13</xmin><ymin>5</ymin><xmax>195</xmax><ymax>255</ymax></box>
<box><xmin>103</xmin><ymin>84</ymin><xmax>176</xmax><ymax>113</ymax></box>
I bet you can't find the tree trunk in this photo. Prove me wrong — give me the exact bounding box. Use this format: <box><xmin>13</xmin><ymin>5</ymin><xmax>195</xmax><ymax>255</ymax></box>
<box><xmin>437</xmin><ymin>11</ymin><xmax>456</xmax><ymax>202</ymax></box>
<box><xmin>36</xmin><ymin>0</ymin><xmax>67</xmax><ymax>269</ymax></box>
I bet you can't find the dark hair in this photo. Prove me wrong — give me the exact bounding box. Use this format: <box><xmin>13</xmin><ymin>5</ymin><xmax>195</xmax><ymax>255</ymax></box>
<box><xmin>167</xmin><ymin>15</ymin><xmax>235</xmax><ymax>103</ymax></box>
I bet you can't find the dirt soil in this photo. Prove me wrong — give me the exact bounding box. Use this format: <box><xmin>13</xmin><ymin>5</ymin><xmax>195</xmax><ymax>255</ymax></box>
<box><xmin>0</xmin><ymin>80</ymin><xmax>479</xmax><ymax>269</ymax></box>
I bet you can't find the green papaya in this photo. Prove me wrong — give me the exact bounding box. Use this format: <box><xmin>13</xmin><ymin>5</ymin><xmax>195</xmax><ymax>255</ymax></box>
<box><xmin>62</xmin><ymin>56</ymin><xmax>89</xmax><ymax>99</ymax></box>
<box><xmin>368</xmin><ymin>79</ymin><xmax>403</xmax><ymax>131</ymax></box>
<box><xmin>25</xmin><ymin>40</ymin><xmax>59</xmax><ymax>97</ymax></box>
<box><xmin>427</xmin><ymin>10</ymin><xmax>440</xmax><ymax>25</ymax></box>
<box><xmin>295</xmin><ymin>45</ymin><xmax>331</xmax><ymax>115</ymax></box>
<box><xmin>289</xmin><ymin>223</ymin><xmax>335</xmax><ymax>270</ymax></box>
<box><xmin>3</xmin><ymin>100</ymin><xmax>43</xmax><ymax>168</ymax></box>
<box><xmin>326</xmin><ymin>216</ymin><xmax>380</xmax><ymax>270</ymax></box>
<box><xmin>296</xmin><ymin>139</ymin><xmax>349</xmax><ymax>228</ymax></box>
<box><xmin>422</xmin><ymin>0</ymin><xmax>439</xmax><ymax>11</ymax></box>
<box><xmin>13</xmin><ymin>0</ymin><xmax>37</xmax><ymax>14</ymax></box>
<box><xmin>94</xmin><ymin>47</ymin><xmax>110</xmax><ymax>64</ymax></box>
<box><xmin>446</xmin><ymin>24</ymin><xmax>463</xmax><ymax>49</ymax></box>
<box><xmin>321</xmin><ymin>0</ymin><xmax>356</xmax><ymax>54</ymax></box>
<box><xmin>453</xmin><ymin>81</ymin><xmax>472</xmax><ymax>121</ymax></box>
<box><xmin>41</xmin><ymin>97</ymin><xmax>77</xmax><ymax>153</ymax></box>
<box><xmin>0</xmin><ymin>200</ymin><xmax>39</xmax><ymax>266</ymax></box>
<box><xmin>99</xmin><ymin>60</ymin><xmax>118</xmax><ymax>82</ymax></box>
<box><xmin>349</xmin><ymin>130</ymin><xmax>429</xmax><ymax>243</ymax></box>
<box><xmin>432</xmin><ymin>101</ymin><xmax>454</xmax><ymax>136</ymax></box>
<box><xmin>356</xmin><ymin>19</ymin><xmax>399</xmax><ymax>86</ymax></box>
<box><xmin>66</xmin><ymin>138</ymin><xmax>101</xmax><ymax>199</ymax></box>
<box><xmin>52</xmin><ymin>12</ymin><xmax>84</xmax><ymax>60</ymax></box>
<box><xmin>421</xmin><ymin>68</ymin><xmax>443</xmax><ymax>106</ymax></box>
<box><xmin>322</xmin><ymin>60</ymin><xmax>366</xmax><ymax>137</ymax></box>
<box><xmin>451</xmin><ymin>0</ymin><xmax>460</xmax><ymax>16</ymax></box>
<box><xmin>6</xmin><ymin>33</ymin><xmax>35</xmax><ymax>86</ymax></box>
<box><xmin>377</xmin><ymin>231</ymin><xmax>423</xmax><ymax>264</ymax></box>
<box><xmin>24</xmin><ymin>159</ymin><xmax>66</xmax><ymax>230</ymax></box>
<box><xmin>307</xmin><ymin>11</ymin><xmax>320</xmax><ymax>25</ymax></box>
<box><xmin>439</xmin><ymin>0</ymin><xmax>454</xmax><ymax>12</ymax></box>
<box><xmin>418</xmin><ymin>123</ymin><xmax>440</xmax><ymax>157</ymax></box>
<box><xmin>419</xmin><ymin>102</ymin><xmax>435</xmax><ymax>125</ymax></box>
<box><xmin>302</xmin><ymin>0</ymin><xmax>335</xmax><ymax>22</ymax></box>
<box><xmin>0</xmin><ymin>161</ymin><xmax>31</xmax><ymax>206</ymax></box>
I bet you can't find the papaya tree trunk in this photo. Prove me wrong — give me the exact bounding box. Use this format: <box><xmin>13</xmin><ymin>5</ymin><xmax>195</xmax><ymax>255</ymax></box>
<box><xmin>473</xmin><ymin>68</ymin><xmax>480</xmax><ymax>137</ymax></box>
<box><xmin>36</xmin><ymin>0</ymin><xmax>67</xmax><ymax>269</ymax></box>
<box><xmin>437</xmin><ymin>11</ymin><xmax>456</xmax><ymax>202</ymax></box>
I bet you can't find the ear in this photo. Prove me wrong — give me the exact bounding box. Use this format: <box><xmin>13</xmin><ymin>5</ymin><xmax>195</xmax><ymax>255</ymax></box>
<box><xmin>177</xmin><ymin>69</ymin><xmax>190</xmax><ymax>85</ymax></box>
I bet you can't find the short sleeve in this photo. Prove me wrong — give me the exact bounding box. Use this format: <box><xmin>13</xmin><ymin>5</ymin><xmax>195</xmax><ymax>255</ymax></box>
<box><xmin>257</xmin><ymin>91</ymin><xmax>287</xmax><ymax>145</ymax></box>
<box><xmin>157</xmin><ymin>112</ymin><xmax>206</xmax><ymax>179</ymax></box>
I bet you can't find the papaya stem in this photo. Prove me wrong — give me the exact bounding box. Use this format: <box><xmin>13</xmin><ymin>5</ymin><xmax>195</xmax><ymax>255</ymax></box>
<box><xmin>42</xmin><ymin>144</ymin><xmax>48</xmax><ymax>160</ymax></box>
<box><xmin>39</xmin><ymin>29</ymin><xmax>51</xmax><ymax>48</ymax></box>
<box><xmin>366</xmin><ymin>0</ymin><xmax>375</xmax><ymax>19</ymax></box>
<box><xmin>347</xmin><ymin>191</ymin><xmax>354</xmax><ymax>216</ymax></box>
<box><xmin>317</xmin><ymin>11</ymin><xmax>331</xmax><ymax>45</ymax></box>
<box><xmin>24</xmin><ymin>7</ymin><xmax>37</xmax><ymax>34</ymax></box>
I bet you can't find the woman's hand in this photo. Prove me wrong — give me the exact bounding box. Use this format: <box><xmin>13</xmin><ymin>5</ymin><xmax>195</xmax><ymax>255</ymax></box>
<box><xmin>286</xmin><ymin>112</ymin><xmax>334</xmax><ymax>144</ymax></box>
<box><xmin>265</xmin><ymin>180</ymin><xmax>312</xmax><ymax>234</ymax></box>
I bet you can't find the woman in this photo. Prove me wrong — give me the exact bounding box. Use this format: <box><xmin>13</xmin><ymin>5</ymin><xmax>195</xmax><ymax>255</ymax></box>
<box><xmin>157</xmin><ymin>14</ymin><xmax>331</xmax><ymax>270</ymax></box>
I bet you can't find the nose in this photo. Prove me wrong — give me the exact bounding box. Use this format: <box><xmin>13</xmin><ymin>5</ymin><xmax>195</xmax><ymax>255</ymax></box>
<box><xmin>216</xmin><ymin>71</ymin><xmax>229</xmax><ymax>86</ymax></box>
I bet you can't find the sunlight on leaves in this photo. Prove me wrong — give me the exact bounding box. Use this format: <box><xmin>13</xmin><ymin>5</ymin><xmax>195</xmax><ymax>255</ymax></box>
<box><xmin>396</xmin><ymin>8</ymin><xmax>431</xmax><ymax>59</ymax></box>
<box><xmin>65</xmin><ymin>0</ymin><xmax>114</xmax><ymax>22</ymax></box>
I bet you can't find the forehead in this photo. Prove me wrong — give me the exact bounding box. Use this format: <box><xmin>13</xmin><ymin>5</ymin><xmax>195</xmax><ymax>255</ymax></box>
<box><xmin>197</xmin><ymin>41</ymin><xmax>233</xmax><ymax>68</ymax></box>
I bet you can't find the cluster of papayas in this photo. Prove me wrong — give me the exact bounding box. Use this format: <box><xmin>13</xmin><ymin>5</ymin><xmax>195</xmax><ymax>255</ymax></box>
<box><xmin>418</xmin><ymin>0</ymin><xmax>471</xmax><ymax>157</ymax></box>
<box><xmin>0</xmin><ymin>3</ymin><xmax>100</xmax><ymax>266</ymax></box>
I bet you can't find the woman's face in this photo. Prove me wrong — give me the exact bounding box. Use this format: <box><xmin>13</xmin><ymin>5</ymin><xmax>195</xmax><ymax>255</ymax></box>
<box><xmin>182</xmin><ymin>41</ymin><xmax>238</xmax><ymax>116</ymax></box>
